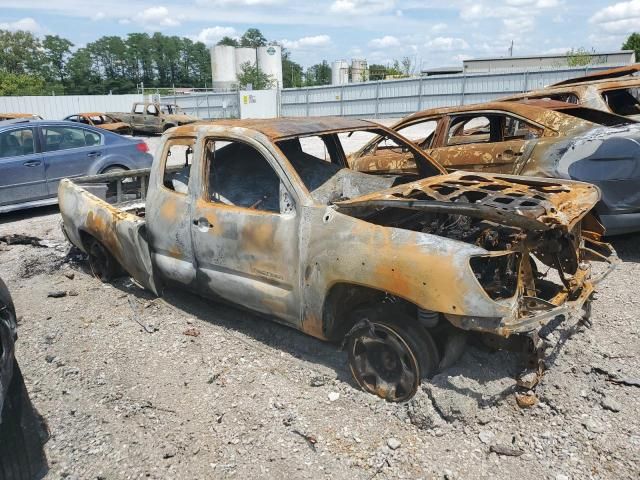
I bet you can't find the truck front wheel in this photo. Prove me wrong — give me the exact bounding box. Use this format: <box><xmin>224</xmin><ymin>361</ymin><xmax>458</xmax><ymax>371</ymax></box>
<box><xmin>347</xmin><ymin>305</ymin><xmax>439</xmax><ymax>402</ymax></box>
<box><xmin>87</xmin><ymin>239</ymin><xmax>121</xmax><ymax>282</ymax></box>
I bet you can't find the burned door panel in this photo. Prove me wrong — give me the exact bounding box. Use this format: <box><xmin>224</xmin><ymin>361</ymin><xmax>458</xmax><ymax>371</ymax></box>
<box><xmin>190</xmin><ymin>138</ymin><xmax>302</xmax><ymax>325</ymax></box>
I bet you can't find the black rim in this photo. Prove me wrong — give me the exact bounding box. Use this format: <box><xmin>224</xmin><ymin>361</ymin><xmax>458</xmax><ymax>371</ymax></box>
<box><xmin>89</xmin><ymin>242</ymin><xmax>109</xmax><ymax>280</ymax></box>
<box><xmin>350</xmin><ymin>323</ymin><xmax>420</xmax><ymax>402</ymax></box>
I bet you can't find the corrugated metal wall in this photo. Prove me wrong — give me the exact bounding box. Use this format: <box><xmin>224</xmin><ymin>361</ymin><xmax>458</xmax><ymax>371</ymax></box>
<box><xmin>162</xmin><ymin>65</ymin><xmax>621</xmax><ymax>120</ymax></box>
<box><xmin>0</xmin><ymin>94</ymin><xmax>144</xmax><ymax>120</ymax></box>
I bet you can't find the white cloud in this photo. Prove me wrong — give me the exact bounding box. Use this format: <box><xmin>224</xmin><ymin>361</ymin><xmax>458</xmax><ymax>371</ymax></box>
<box><xmin>590</xmin><ymin>0</ymin><xmax>640</xmax><ymax>34</ymax></box>
<box><xmin>194</xmin><ymin>26</ymin><xmax>237</xmax><ymax>45</ymax></box>
<box><xmin>281</xmin><ymin>34</ymin><xmax>331</xmax><ymax>49</ymax></box>
<box><xmin>0</xmin><ymin>17</ymin><xmax>41</xmax><ymax>33</ymax></box>
<box><xmin>369</xmin><ymin>35</ymin><xmax>400</xmax><ymax>48</ymax></box>
<box><xmin>424</xmin><ymin>36</ymin><xmax>470</xmax><ymax>51</ymax></box>
<box><xmin>329</xmin><ymin>0</ymin><xmax>397</xmax><ymax>15</ymax></box>
<box><xmin>134</xmin><ymin>6</ymin><xmax>180</xmax><ymax>30</ymax></box>
<box><xmin>92</xmin><ymin>12</ymin><xmax>106</xmax><ymax>21</ymax></box>
<box><xmin>503</xmin><ymin>16</ymin><xmax>535</xmax><ymax>32</ymax></box>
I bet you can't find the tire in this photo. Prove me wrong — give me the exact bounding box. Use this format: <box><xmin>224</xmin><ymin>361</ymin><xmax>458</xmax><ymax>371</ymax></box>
<box><xmin>347</xmin><ymin>304</ymin><xmax>439</xmax><ymax>402</ymax></box>
<box><xmin>86</xmin><ymin>238</ymin><xmax>121</xmax><ymax>282</ymax></box>
<box><xmin>0</xmin><ymin>361</ymin><xmax>49</xmax><ymax>480</ymax></box>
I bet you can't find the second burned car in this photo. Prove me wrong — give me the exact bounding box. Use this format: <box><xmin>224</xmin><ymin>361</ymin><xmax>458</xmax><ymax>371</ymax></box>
<box><xmin>349</xmin><ymin>101</ymin><xmax>640</xmax><ymax>235</ymax></box>
<box><xmin>59</xmin><ymin>118</ymin><xmax>615</xmax><ymax>402</ymax></box>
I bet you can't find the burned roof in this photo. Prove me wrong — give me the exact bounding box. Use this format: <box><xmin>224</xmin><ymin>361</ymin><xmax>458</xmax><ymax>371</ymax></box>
<box><xmin>176</xmin><ymin>116</ymin><xmax>378</xmax><ymax>140</ymax></box>
<box><xmin>550</xmin><ymin>64</ymin><xmax>640</xmax><ymax>87</ymax></box>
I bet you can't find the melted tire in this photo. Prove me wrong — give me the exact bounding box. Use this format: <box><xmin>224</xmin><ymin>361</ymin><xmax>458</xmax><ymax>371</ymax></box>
<box><xmin>87</xmin><ymin>239</ymin><xmax>121</xmax><ymax>282</ymax></box>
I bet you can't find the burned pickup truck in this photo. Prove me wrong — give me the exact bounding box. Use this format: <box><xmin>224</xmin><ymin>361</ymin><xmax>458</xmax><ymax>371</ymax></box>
<box><xmin>59</xmin><ymin>118</ymin><xmax>615</xmax><ymax>402</ymax></box>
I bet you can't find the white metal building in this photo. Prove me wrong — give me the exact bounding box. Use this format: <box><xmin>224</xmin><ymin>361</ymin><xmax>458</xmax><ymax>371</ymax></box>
<box><xmin>463</xmin><ymin>50</ymin><xmax>636</xmax><ymax>73</ymax></box>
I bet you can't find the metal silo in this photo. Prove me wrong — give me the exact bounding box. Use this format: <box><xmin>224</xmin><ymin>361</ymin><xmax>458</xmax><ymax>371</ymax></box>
<box><xmin>257</xmin><ymin>45</ymin><xmax>283</xmax><ymax>89</ymax></box>
<box><xmin>235</xmin><ymin>47</ymin><xmax>257</xmax><ymax>75</ymax></box>
<box><xmin>351</xmin><ymin>59</ymin><xmax>368</xmax><ymax>83</ymax></box>
<box><xmin>331</xmin><ymin>60</ymin><xmax>349</xmax><ymax>85</ymax></box>
<box><xmin>211</xmin><ymin>45</ymin><xmax>237</xmax><ymax>89</ymax></box>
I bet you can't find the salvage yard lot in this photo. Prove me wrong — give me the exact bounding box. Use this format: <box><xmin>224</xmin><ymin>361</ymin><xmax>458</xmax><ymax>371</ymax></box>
<box><xmin>1</xmin><ymin>132</ymin><xmax>639</xmax><ymax>479</ymax></box>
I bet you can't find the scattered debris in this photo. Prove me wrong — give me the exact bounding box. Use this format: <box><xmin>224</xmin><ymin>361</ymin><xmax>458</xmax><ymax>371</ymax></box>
<box><xmin>0</xmin><ymin>234</ymin><xmax>46</xmax><ymax>247</ymax></box>
<box><xmin>64</xmin><ymin>271</ymin><xmax>75</xmax><ymax>280</ymax></box>
<box><xmin>127</xmin><ymin>295</ymin><xmax>156</xmax><ymax>334</ymax></box>
<box><xmin>489</xmin><ymin>444</ymin><xmax>524</xmax><ymax>457</ymax></box>
<box><xmin>516</xmin><ymin>370</ymin><xmax>539</xmax><ymax>390</ymax></box>
<box><xmin>386</xmin><ymin>438</ymin><xmax>401</xmax><ymax>450</ymax></box>
<box><xmin>592</xmin><ymin>366</ymin><xmax>640</xmax><ymax>387</ymax></box>
<box><xmin>515</xmin><ymin>391</ymin><xmax>538</xmax><ymax>408</ymax></box>
<box><xmin>478</xmin><ymin>430</ymin><xmax>494</xmax><ymax>445</ymax></box>
<box><xmin>47</xmin><ymin>290</ymin><xmax>67</xmax><ymax>298</ymax></box>
<box><xmin>309</xmin><ymin>375</ymin><xmax>326</xmax><ymax>387</ymax></box>
<box><xmin>292</xmin><ymin>429</ymin><xmax>317</xmax><ymax>451</ymax></box>
<box><xmin>582</xmin><ymin>418</ymin><xmax>605</xmax><ymax>434</ymax></box>
<box><xmin>183</xmin><ymin>327</ymin><xmax>201</xmax><ymax>337</ymax></box>
<box><xmin>601</xmin><ymin>397</ymin><xmax>621</xmax><ymax>413</ymax></box>
<box><xmin>68</xmin><ymin>290</ymin><xmax>79</xmax><ymax>297</ymax></box>
<box><xmin>328</xmin><ymin>392</ymin><xmax>340</xmax><ymax>402</ymax></box>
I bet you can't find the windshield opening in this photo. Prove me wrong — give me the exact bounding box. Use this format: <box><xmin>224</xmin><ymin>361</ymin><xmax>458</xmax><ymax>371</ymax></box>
<box><xmin>559</xmin><ymin>107</ymin><xmax>636</xmax><ymax>126</ymax></box>
<box><xmin>276</xmin><ymin>128</ymin><xmax>440</xmax><ymax>205</ymax></box>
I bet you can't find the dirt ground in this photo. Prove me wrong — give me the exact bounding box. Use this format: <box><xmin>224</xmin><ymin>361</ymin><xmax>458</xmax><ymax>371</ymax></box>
<box><xmin>1</xmin><ymin>131</ymin><xmax>639</xmax><ymax>479</ymax></box>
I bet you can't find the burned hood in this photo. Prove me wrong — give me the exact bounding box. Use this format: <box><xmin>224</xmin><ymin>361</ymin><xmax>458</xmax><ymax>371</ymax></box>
<box><xmin>165</xmin><ymin>114</ymin><xmax>197</xmax><ymax>123</ymax></box>
<box><xmin>334</xmin><ymin>171</ymin><xmax>600</xmax><ymax>232</ymax></box>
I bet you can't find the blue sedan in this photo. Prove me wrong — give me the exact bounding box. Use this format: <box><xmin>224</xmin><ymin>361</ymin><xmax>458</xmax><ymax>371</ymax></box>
<box><xmin>0</xmin><ymin>119</ymin><xmax>153</xmax><ymax>213</ymax></box>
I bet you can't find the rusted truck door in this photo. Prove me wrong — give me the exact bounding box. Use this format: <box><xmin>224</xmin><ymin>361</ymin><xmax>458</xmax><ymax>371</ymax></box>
<box><xmin>189</xmin><ymin>138</ymin><xmax>302</xmax><ymax>326</ymax></box>
<box><xmin>428</xmin><ymin>113</ymin><xmax>539</xmax><ymax>174</ymax></box>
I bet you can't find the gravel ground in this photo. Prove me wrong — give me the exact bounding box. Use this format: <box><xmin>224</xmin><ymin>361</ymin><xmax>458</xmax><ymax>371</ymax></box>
<box><xmin>0</xmin><ymin>129</ymin><xmax>638</xmax><ymax>479</ymax></box>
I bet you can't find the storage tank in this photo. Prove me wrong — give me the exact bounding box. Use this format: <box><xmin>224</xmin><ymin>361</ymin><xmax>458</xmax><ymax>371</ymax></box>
<box><xmin>331</xmin><ymin>60</ymin><xmax>349</xmax><ymax>85</ymax></box>
<box><xmin>351</xmin><ymin>59</ymin><xmax>368</xmax><ymax>83</ymax></box>
<box><xmin>235</xmin><ymin>47</ymin><xmax>257</xmax><ymax>75</ymax></box>
<box><xmin>257</xmin><ymin>45</ymin><xmax>283</xmax><ymax>89</ymax></box>
<box><xmin>211</xmin><ymin>45</ymin><xmax>237</xmax><ymax>89</ymax></box>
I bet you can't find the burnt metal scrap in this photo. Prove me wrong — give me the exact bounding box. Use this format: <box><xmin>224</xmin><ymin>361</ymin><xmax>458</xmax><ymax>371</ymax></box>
<box><xmin>349</xmin><ymin>100</ymin><xmax>640</xmax><ymax>235</ymax></box>
<box><xmin>58</xmin><ymin>117</ymin><xmax>615</xmax><ymax>402</ymax></box>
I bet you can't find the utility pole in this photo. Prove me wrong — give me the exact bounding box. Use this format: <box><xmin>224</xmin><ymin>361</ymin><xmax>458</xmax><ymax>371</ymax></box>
<box><xmin>509</xmin><ymin>40</ymin><xmax>514</xmax><ymax>57</ymax></box>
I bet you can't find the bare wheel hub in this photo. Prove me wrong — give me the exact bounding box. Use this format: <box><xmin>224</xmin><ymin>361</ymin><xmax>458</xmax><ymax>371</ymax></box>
<box><xmin>349</xmin><ymin>323</ymin><xmax>420</xmax><ymax>402</ymax></box>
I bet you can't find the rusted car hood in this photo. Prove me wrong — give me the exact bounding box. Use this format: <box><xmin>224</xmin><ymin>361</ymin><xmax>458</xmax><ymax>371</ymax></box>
<box><xmin>335</xmin><ymin>170</ymin><xmax>600</xmax><ymax>232</ymax></box>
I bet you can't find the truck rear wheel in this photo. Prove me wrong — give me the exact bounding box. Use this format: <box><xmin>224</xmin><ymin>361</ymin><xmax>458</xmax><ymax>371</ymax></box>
<box><xmin>87</xmin><ymin>239</ymin><xmax>121</xmax><ymax>282</ymax></box>
<box><xmin>347</xmin><ymin>305</ymin><xmax>439</xmax><ymax>402</ymax></box>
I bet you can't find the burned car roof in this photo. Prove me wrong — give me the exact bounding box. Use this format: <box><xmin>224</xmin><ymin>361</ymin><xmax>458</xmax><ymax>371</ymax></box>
<box><xmin>550</xmin><ymin>64</ymin><xmax>640</xmax><ymax>87</ymax></box>
<box><xmin>175</xmin><ymin>117</ymin><xmax>378</xmax><ymax>140</ymax></box>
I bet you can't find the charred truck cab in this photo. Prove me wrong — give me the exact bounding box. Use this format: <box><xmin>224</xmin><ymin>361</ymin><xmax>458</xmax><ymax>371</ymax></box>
<box><xmin>58</xmin><ymin>117</ymin><xmax>616</xmax><ymax>402</ymax></box>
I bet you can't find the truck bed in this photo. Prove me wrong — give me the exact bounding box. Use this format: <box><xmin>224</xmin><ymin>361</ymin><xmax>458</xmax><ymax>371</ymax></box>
<box><xmin>58</xmin><ymin>168</ymin><xmax>158</xmax><ymax>293</ymax></box>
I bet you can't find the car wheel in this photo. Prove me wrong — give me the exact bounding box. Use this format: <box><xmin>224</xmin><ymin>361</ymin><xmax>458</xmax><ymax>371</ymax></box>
<box><xmin>347</xmin><ymin>304</ymin><xmax>439</xmax><ymax>402</ymax></box>
<box><xmin>87</xmin><ymin>239</ymin><xmax>121</xmax><ymax>282</ymax></box>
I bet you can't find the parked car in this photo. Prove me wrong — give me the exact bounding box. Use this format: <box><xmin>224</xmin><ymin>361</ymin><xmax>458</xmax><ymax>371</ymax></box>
<box><xmin>499</xmin><ymin>64</ymin><xmax>640</xmax><ymax>121</ymax></box>
<box><xmin>0</xmin><ymin>113</ymin><xmax>43</xmax><ymax>121</ymax></box>
<box><xmin>58</xmin><ymin>117</ymin><xmax>615</xmax><ymax>402</ymax></box>
<box><xmin>1</xmin><ymin>276</ymin><xmax>49</xmax><ymax>478</ymax></box>
<box><xmin>348</xmin><ymin>101</ymin><xmax>640</xmax><ymax>235</ymax></box>
<box><xmin>108</xmin><ymin>102</ymin><xmax>198</xmax><ymax>134</ymax></box>
<box><xmin>63</xmin><ymin>112</ymin><xmax>132</xmax><ymax>135</ymax></box>
<box><xmin>0</xmin><ymin>119</ymin><xmax>153</xmax><ymax>213</ymax></box>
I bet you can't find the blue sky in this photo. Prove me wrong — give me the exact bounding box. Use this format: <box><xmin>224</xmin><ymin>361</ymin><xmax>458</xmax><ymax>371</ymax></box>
<box><xmin>0</xmin><ymin>1</ymin><xmax>638</xmax><ymax>69</ymax></box>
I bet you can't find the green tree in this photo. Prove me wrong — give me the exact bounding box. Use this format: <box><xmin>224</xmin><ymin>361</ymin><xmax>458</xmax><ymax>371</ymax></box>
<box><xmin>66</xmin><ymin>47</ymin><xmax>101</xmax><ymax>94</ymax></box>
<box><xmin>240</xmin><ymin>28</ymin><xmax>267</xmax><ymax>48</ymax></box>
<box><xmin>0</xmin><ymin>72</ymin><xmax>46</xmax><ymax>95</ymax></box>
<box><xmin>0</xmin><ymin>29</ymin><xmax>43</xmax><ymax>75</ymax></box>
<box><xmin>305</xmin><ymin>61</ymin><xmax>331</xmax><ymax>86</ymax></box>
<box><xmin>566</xmin><ymin>47</ymin><xmax>594</xmax><ymax>67</ymax></box>
<box><xmin>369</xmin><ymin>64</ymin><xmax>387</xmax><ymax>81</ymax></box>
<box><xmin>236</xmin><ymin>61</ymin><xmax>275</xmax><ymax>89</ymax></box>
<box><xmin>217</xmin><ymin>36</ymin><xmax>239</xmax><ymax>47</ymax></box>
<box><xmin>42</xmin><ymin>35</ymin><xmax>74</xmax><ymax>86</ymax></box>
<box><xmin>622</xmin><ymin>33</ymin><xmax>640</xmax><ymax>61</ymax></box>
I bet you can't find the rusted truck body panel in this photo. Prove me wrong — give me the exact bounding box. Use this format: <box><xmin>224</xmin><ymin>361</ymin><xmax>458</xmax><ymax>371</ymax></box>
<box><xmin>349</xmin><ymin>102</ymin><xmax>640</xmax><ymax>235</ymax></box>
<box><xmin>107</xmin><ymin>102</ymin><xmax>197</xmax><ymax>134</ymax></box>
<box><xmin>59</xmin><ymin>117</ymin><xmax>616</xmax><ymax>400</ymax></box>
<box><xmin>499</xmin><ymin>64</ymin><xmax>640</xmax><ymax>121</ymax></box>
